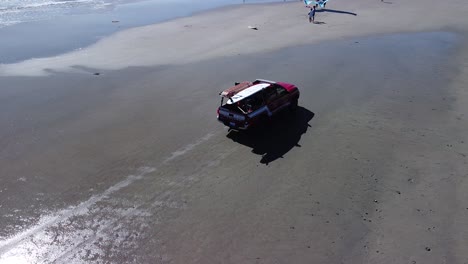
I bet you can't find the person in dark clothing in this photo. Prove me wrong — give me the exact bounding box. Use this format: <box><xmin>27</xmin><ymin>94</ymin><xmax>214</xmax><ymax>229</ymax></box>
<box><xmin>308</xmin><ymin>6</ymin><xmax>316</xmax><ymax>23</ymax></box>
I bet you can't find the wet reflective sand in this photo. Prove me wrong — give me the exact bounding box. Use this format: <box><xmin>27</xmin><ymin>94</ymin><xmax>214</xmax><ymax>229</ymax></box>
<box><xmin>2</xmin><ymin>29</ymin><xmax>468</xmax><ymax>263</ymax></box>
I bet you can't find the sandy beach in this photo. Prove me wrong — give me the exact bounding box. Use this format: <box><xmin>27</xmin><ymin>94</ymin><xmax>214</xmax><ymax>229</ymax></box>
<box><xmin>1</xmin><ymin>0</ymin><xmax>468</xmax><ymax>263</ymax></box>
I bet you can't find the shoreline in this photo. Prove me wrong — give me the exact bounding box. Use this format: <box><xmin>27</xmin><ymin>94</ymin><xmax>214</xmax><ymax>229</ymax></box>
<box><xmin>1</xmin><ymin>0</ymin><xmax>468</xmax><ymax>262</ymax></box>
<box><xmin>0</xmin><ymin>0</ymin><xmax>296</xmax><ymax>64</ymax></box>
<box><xmin>1</xmin><ymin>0</ymin><xmax>467</xmax><ymax>77</ymax></box>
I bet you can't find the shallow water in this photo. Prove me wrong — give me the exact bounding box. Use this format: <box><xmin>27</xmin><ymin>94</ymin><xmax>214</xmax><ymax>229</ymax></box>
<box><xmin>0</xmin><ymin>0</ymin><xmax>294</xmax><ymax>64</ymax></box>
<box><xmin>0</xmin><ymin>0</ymin><xmax>293</xmax><ymax>28</ymax></box>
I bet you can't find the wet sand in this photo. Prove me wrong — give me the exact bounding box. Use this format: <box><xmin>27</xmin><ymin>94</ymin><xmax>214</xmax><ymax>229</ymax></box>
<box><xmin>0</xmin><ymin>0</ymin><xmax>293</xmax><ymax>64</ymax></box>
<box><xmin>1</xmin><ymin>0</ymin><xmax>468</xmax><ymax>263</ymax></box>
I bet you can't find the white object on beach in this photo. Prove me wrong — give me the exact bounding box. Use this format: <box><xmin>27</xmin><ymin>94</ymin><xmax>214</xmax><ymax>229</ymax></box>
<box><xmin>248</xmin><ymin>26</ymin><xmax>258</xmax><ymax>30</ymax></box>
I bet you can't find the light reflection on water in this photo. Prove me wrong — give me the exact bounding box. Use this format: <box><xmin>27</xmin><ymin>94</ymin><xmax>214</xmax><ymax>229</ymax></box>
<box><xmin>0</xmin><ymin>0</ymin><xmax>294</xmax><ymax>63</ymax></box>
<box><xmin>0</xmin><ymin>0</ymin><xmax>293</xmax><ymax>28</ymax></box>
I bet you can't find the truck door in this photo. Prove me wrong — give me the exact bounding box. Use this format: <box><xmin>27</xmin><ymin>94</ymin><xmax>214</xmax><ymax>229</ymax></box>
<box><xmin>265</xmin><ymin>85</ymin><xmax>290</xmax><ymax>114</ymax></box>
<box><xmin>264</xmin><ymin>87</ymin><xmax>280</xmax><ymax>115</ymax></box>
<box><xmin>273</xmin><ymin>84</ymin><xmax>290</xmax><ymax>112</ymax></box>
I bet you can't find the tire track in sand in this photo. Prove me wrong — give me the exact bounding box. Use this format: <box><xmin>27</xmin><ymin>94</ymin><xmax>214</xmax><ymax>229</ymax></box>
<box><xmin>0</xmin><ymin>133</ymin><xmax>216</xmax><ymax>263</ymax></box>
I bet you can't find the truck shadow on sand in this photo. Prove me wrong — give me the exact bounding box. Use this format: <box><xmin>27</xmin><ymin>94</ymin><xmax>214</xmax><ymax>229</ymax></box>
<box><xmin>227</xmin><ymin>106</ymin><xmax>315</xmax><ymax>165</ymax></box>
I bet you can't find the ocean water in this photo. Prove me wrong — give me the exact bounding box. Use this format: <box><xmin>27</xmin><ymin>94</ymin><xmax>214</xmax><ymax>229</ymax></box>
<box><xmin>0</xmin><ymin>0</ymin><xmax>292</xmax><ymax>28</ymax></box>
<box><xmin>0</xmin><ymin>0</ymin><xmax>110</xmax><ymax>27</ymax></box>
<box><xmin>0</xmin><ymin>0</ymin><xmax>293</xmax><ymax>63</ymax></box>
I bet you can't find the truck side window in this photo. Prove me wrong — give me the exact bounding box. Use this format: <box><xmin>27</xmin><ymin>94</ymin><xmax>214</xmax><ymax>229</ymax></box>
<box><xmin>275</xmin><ymin>85</ymin><xmax>288</xmax><ymax>96</ymax></box>
<box><xmin>264</xmin><ymin>87</ymin><xmax>278</xmax><ymax>102</ymax></box>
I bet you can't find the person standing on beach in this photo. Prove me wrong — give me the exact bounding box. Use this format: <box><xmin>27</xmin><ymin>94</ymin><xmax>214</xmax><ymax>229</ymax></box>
<box><xmin>309</xmin><ymin>6</ymin><xmax>316</xmax><ymax>23</ymax></box>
